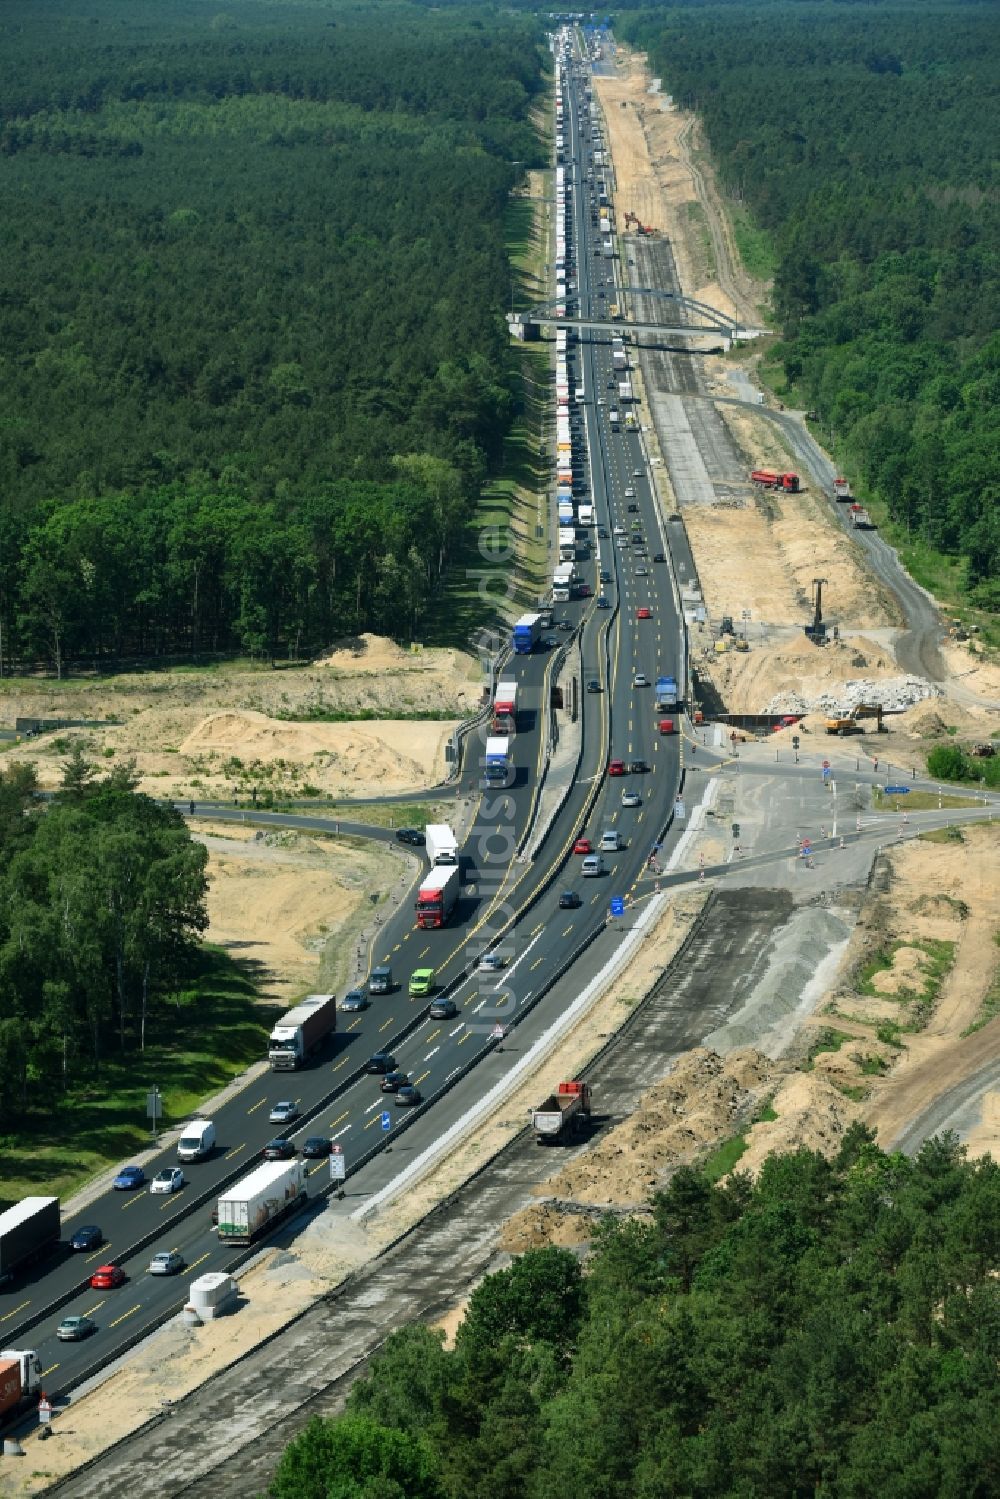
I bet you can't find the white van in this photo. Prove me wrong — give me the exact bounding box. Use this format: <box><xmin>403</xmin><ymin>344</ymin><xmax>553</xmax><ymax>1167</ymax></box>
<box><xmin>581</xmin><ymin>854</ymin><xmax>604</xmax><ymax>877</ymax></box>
<box><xmin>600</xmin><ymin>829</ymin><xmax>623</xmax><ymax>852</ymax></box>
<box><xmin>177</xmin><ymin>1119</ymin><xmax>216</xmax><ymax>1163</ymax></box>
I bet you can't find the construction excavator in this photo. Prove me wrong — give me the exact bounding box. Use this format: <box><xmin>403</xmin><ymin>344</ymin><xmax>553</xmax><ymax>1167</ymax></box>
<box><xmin>624</xmin><ymin>210</ymin><xmax>657</xmax><ymax>235</ymax></box>
<box><xmin>824</xmin><ymin>704</ymin><xmax>886</xmax><ymax>735</ymax></box>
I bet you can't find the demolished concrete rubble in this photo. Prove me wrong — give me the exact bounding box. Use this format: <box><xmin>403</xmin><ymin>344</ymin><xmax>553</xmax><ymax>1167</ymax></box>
<box><xmin>767</xmin><ymin>675</ymin><xmax>940</xmax><ymax>716</ymax></box>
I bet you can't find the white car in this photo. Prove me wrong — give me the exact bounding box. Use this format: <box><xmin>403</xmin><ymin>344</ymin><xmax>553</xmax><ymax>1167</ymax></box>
<box><xmin>477</xmin><ymin>952</ymin><xmax>507</xmax><ymax>974</ymax></box>
<box><xmin>621</xmin><ymin>790</ymin><xmax>642</xmax><ymax>808</ymax></box>
<box><xmin>633</xmin><ymin>673</ymin><xmax>648</xmax><ymax>688</ymax></box>
<box><xmin>150</xmin><ymin>1167</ymin><xmax>185</xmax><ymax>1196</ymax></box>
<box><xmin>614</xmin><ymin>525</ymin><xmax>626</xmax><ymax>537</ymax></box>
<box><xmin>269</xmin><ymin>1100</ymin><xmax>300</xmax><ymax>1125</ymax></box>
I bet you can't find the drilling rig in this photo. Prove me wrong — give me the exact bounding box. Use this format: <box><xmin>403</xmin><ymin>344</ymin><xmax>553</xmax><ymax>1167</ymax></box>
<box><xmin>804</xmin><ymin>578</ymin><xmax>828</xmax><ymax>643</ymax></box>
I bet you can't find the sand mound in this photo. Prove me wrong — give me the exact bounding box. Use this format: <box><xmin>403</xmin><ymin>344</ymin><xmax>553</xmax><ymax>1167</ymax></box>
<box><xmin>738</xmin><ymin>1073</ymin><xmax>860</xmax><ymax>1176</ymax></box>
<box><xmin>500</xmin><ymin>1203</ymin><xmax>600</xmax><ymax>1256</ymax></box>
<box><xmin>180</xmin><ymin>710</ymin><xmax>457</xmax><ymax>792</ymax></box>
<box><xmin>532</xmin><ymin>1048</ymin><xmax>784</xmax><ymax>1208</ymax></box>
<box><xmin>316</xmin><ymin>633</ymin><xmax>418</xmax><ymax>672</ymax></box>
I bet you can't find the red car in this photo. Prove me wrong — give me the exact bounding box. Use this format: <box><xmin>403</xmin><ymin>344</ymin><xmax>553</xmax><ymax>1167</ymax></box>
<box><xmin>659</xmin><ymin>719</ymin><xmax>676</xmax><ymax>735</ymax></box>
<box><xmin>90</xmin><ymin>1264</ymin><xmax>126</xmax><ymax>1290</ymax></box>
<box><xmin>607</xmin><ymin>759</ymin><xmax>626</xmax><ymax>777</ymax></box>
<box><xmin>637</xmin><ymin>606</ymin><xmax>652</xmax><ymax>620</ymax></box>
<box><xmin>573</xmin><ymin>837</ymin><xmax>593</xmax><ymax>855</ymax></box>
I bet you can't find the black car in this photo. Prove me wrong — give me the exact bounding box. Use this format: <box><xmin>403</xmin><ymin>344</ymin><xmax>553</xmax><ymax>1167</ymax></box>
<box><xmin>629</xmin><ymin>759</ymin><xmax>650</xmax><ymax>774</ymax></box>
<box><xmin>301</xmin><ymin>1137</ymin><xmax>333</xmax><ymax>1158</ymax></box>
<box><xmin>429</xmin><ymin>997</ymin><xmax>459</xmax><ymax>1020</ymax></box>
<box><xmin>559</xmin><ymin>890</ymin><xmax>582</xmax><ymax>909</ymax></box>
<box><xmin>395</xmin><ymin>1086</ymin><xmax>422</xmax><ymax>1107</ymax></box>
<box><xmin>586</xmin><ymin>679</ymin><xmax>601</xmax><ymax>694</ymax></box>
<box><xmin>558</xmin><ymin>619</ymin><xmax>574</xmax><ymax>632</ymax></box>
<box><xmin>600</xmin><ymin>569</ymin><xmax>611</xmax><ymax>584</ymax></box>
<box><xmin>365</xmin><ymin>1051</ymin><xmax>396</xmax><ymax>1075</ymax></box>
<box><xmin>395</xmin><ymin>828</ymin><xmax>424</xmax><ymax>847</ymax></box>
<box><xmin>380</xmin><ymin>1070</ymin><xmax>409</xmax><ymax>1094</ymax></box>
<box><xmin>598</xmin><ymin>526</ymin><xmax>609</xmax><ymax>539</ymax></box>
<box><xmin>263</xmin><ymin>1138</ymin><xmax>296</xmax><ymax>1161</ymax></box>
<box><xmin>627</xmin><ymin>502</ymin><xmax>639</xmax><ymax>513</ymax></box>
<box><xmin>653</xmin><ymin>552</ymin><xmax>666</xmax><ymax>563</ymax></box>
<box><xmin>69</xmin><ymin>1224</ymin><xmax>103</xmax><ymax>1252</ymax></box>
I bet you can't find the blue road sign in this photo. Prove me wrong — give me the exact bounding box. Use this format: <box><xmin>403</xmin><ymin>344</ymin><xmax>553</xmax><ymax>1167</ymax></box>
<box><xmin>610</xmin><ymin>896</ymin><xmax>625</xmax><ymax>918</ymax></box>
<box><xmin>380</xmin><ymin>1111</ymin><xmax>391</xmax><ymax>1131</ymax></box>
<box><xmin>884</xmin><ymin>785</ymin><xmax>910</xmax><ymax>794</ymax></box>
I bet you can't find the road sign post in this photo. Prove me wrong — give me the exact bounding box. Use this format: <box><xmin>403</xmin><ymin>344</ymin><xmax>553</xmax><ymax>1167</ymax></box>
<box><xmin>610</xmin><ymin>896</ymin><xmax>625</xmax><ymax>920</ymax></box>
<box><xmin>380</xmin><ymin>1111</ymin><xmax>391</xmax><ymax>1132</ymax></box>
<box><xmin>328</xmin><ymin>1145</ymin><xmax>346</xmax><ymax>1183</ymax></box>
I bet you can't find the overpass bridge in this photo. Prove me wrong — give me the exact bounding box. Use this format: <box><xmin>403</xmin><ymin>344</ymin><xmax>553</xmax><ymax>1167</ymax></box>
<box><xmin>509</xmin><ymin>288</ymin><xmax>766</xmax><ymax>344</ymax></box>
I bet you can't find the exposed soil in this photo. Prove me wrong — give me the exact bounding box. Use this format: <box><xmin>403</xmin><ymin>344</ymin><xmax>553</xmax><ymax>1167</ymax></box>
<box><xmin>0</xmin><ymin>634</ymin><xmax>475</xmax><ymax>800</ymax></box>
<box><xmin>195</xmin><ymin>823</ymin><xmax>407</xmax><ymax>1003</ymax></box>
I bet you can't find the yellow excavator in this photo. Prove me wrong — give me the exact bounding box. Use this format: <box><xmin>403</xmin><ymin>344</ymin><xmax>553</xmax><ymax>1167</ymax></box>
<box><xmin>824</xmin><ymin>703</ymin><xmax>885</xmax><ymax>735</ymax></box>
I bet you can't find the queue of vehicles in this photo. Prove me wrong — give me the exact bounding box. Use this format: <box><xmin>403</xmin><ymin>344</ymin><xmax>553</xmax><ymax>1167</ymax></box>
<box><xmin>1</xmin><ymin>32</ymin><xmax>687</xmax><ymax>1422</ymax></box>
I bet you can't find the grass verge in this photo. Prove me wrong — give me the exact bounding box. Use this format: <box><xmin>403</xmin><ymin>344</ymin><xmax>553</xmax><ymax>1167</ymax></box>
<box><xmin>0</xmin><ymin>946</ymin><xmax>277</xmax><ymax>1209</ymax></box>
<box><xmin>702</xmin><ymin>1134</ymin><xmax>748</xmax><ymax>1183</ymax></box>
<box><xmin>872</xmin><ymin>789</ymin><xmax>982</xmax><ymax>812</ymax></box>
<box><xmin>728</xmin><ymin>200</ymin><xmax>777</xmax><ymax>281</ymax></box>
<box><xmin>962</xmin><ymin>934</ymin><xmax>1000</xmax><ymax>1037</ymax></box>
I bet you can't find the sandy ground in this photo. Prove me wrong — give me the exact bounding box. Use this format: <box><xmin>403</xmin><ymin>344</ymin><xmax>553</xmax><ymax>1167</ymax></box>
<box><xmin>0</xmin><ymin>635</ymin><xmax>474</xmax><ymax>800</ymax></box>
<box><xmin>593</xmin><ymin>58</ymin><xmax>763</xmax><ymax>324</ymax></box>
<box><xmin>593</xmin><ymin>47</ymin><xmax>904</xmax><ymax>723</ymax></box>
<box><xmin>857</xmin><ymin>826</ymin><xmax>1000</xmax><ymax>1153</ymax></box>
<box><xmin>196</xmin><ymin>823</ymin><xmax>408</xmax><ymax>1003</ymax></box>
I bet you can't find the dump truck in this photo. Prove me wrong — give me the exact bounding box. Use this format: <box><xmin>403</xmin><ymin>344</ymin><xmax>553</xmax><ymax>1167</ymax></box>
<box><xmin>425</xmin><ymin>824</ymin><xmax>458</xmax><ymax>866</ymax></box>
<box><xmin>216</xmin><ymin>1159</ymin><xmax>307</xmax><ymax>1247</ymax></box>
<box><xmin>751</xmin><ymin>469</ymin><xmax>800</xmax><ymax>492</ymax></box>
<box><xmin>832</xmin><ymin>477</ymin><xmax>854</xmax><ymax>502</ymax></box>
<box><xmin>0</xmin><ymin>1349</ymin><xmax>44</xmax><ymax>1423</ymax></box>
<box><xmin>268</xmin><ymin>993</ymin><xmax>337</xmax><ymax>1071</ymax></box>
<box><xmin>0</xmin><ymin>1198</ymin><xmax>60</xmax><ymax>1284</ymax></box>
<box><xmin>531</xmin><ymin>1080</ymin><xmax>592</xmax><ymax>1142</ymax></box>
<box><xmin>415</xmin><ymin>863</ymin><xmax>460</xmax><ymax>929</ymax></box>
<box><xmin>849</xmin><ymin>504</ymin><xmax>873</xmax><ymax>528</ymax></box>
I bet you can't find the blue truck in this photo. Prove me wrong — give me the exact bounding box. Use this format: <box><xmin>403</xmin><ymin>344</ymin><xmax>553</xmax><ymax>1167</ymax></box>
<box><xmin>513</xmin><ymin>613</ymin><xmax>543</xmax><ymax>654</ymax></box>
<box><xmin>655</xmin><ymin>675</ymin><xmax>678</xmax><ymax>710</ymax></box>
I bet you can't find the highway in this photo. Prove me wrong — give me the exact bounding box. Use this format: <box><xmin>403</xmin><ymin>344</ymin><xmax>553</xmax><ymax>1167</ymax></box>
<box><xmin>1</xmin><ymin>35</ymin><xmax>687</xmax><ymax>1403</ymax></box>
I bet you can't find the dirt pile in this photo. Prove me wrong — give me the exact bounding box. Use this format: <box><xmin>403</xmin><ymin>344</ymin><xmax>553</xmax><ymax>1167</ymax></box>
<box><xmin>737</xmin><ymin>1073</ymin><xmax>861</xmax><ymax>1177</ymax></box>
<box><xmin>499</xmin><ymin>1048</ymin><xmax>785</xmax><ymax>1252</ymax></box>
<box><xmin>179</xmin><ymin>710</ymin><xmax>456</xmax><ymax>796</ymax></box>
<box><xmin>0</xmin><ymin>635</ymin><xmax>473</xmax><ymax>799</ymax></box>
<box><xmin>697</xmin><ymin>632</ymin><xmax>911</xmax><ymax>716</ymax></box>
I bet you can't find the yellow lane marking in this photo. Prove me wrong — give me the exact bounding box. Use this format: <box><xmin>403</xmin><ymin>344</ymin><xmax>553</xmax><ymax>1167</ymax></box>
<box><xmin>109</xmin><ymin>1305</ymin><xmax>141</xmax><ymax>1329</ymax></box>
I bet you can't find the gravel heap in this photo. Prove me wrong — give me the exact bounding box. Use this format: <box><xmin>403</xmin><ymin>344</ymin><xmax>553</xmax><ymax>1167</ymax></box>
<box><xmin>766</xmin><ymin>676</ymin><xmax>940</xmax><ymax>715</ymax></box>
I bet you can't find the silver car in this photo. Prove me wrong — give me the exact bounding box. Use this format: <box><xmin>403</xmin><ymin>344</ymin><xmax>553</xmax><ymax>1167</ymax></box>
<box><xmin>149</xmin><ymin>1251</ymin><xmax>185</xmax><ymax>1276</ymax></box>
<box><xmin>269</xmin><ymin>1100</ymin><xmax>299</xmax><ymax>1125</ymax></box>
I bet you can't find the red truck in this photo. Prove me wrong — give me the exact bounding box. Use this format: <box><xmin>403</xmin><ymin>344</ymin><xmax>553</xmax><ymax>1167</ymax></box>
<box><xmin>415</xmin><ymin>864</ymin><xmax>460</xmax><ymax>929</ymax></box>
<box><xmin>658</xmin><ymin>718</ymin><xmax>676</xmax><ymax>735</ymax></box>
<box><xmin>751</xmin><ymin>469</ymin><xmax>800</xmax><ymax>492</ymax></box>
<box><xmin>493</xmin><ymin>679</ymin><xmax>517</xmax><ymax>734</ymax></box>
